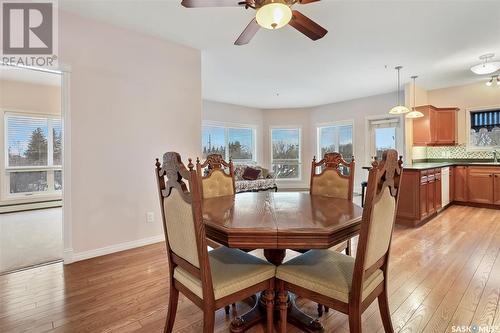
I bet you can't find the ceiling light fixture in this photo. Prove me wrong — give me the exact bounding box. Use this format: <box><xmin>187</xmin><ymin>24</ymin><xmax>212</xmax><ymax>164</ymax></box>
<box><xmin>486</xmin><ymin>75</ymin><xmax>499</xmax><ymax>87</ymax></box>
<box><xmin>255</xmin><ymin>0</ymin><xmax>292</xmax><ymax>30</ymax></box>
<box><xmin>406</xmin><ymin>75</ymin><xmax>424</xmax><ymax>119</ymax></box>
<box><xmin>389</xmin><ymin>66</ymin><xmax>410</xmax><ymax>115</ymax></box>
<box><xmin>470</xmin><ymin>54</ymin><xmax>500</xmax><ymax>75</ymax></box>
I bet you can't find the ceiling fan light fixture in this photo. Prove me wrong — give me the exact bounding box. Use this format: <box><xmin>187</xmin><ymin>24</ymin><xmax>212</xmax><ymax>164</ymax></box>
<box><xmin>471</xmin><ymin>54</ymin><xmax>500</xmax><ymax>75</ymax></box>
<box><xmin>256</xmin><ymin>0</ymin><xmax>292</xmax><ymax>30</ymax></box>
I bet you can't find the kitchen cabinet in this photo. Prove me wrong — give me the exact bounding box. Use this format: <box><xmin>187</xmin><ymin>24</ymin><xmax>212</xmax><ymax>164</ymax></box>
<box><xmin>412</xmin><ymin>105</ymin><xmax>459</xmax><ymax>146</ymax></box>
<box><xmin>449</xmin><ymin>167</ymin><xmax>455</xmax><ymax>202</ymax></box>
<box><xmin>397</xmin><ymin>164</ymin><xmax>500</xmax><ymax>227</ymax></box>
<box><xmin>467</xmin><ymin>168</ymin><xmax>494</xmax><ymax>204</ymax></box>
<box><xmin>435</xmin><ymin>169</ymin><xmax>442</xmax><ymax>210</ymax></box>
<box><xmin>397</xmin><ymin>168</ymin><xmax>442</xmax><ymax>227</ymax></box>
<box><xmin>466</xmin><ymin>167</ymin><xmax>500</xmax><ymax>205</ymax></box>
<box><xmin>454</xmin><ymin>166</ymin><xmax>467</xmax><ymax>202</ymax></box>
<box><xmin>494</xmin><ymin>173</ymin><xmax>500</xmax><ymax>205</ymax></box>
<box><xmin>427</xmin><ymin>171</ymin><xmax>436</xmax><ymax>215</ymax></box>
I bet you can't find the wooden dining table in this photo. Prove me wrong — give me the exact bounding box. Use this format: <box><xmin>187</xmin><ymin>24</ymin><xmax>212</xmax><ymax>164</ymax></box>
<box><xmin>202</xmin><ymin>191</ymin><xmax>363</xmax><ymax>333</ymax></box>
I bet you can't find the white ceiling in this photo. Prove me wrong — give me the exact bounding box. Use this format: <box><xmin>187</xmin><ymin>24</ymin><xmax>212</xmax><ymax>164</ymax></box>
<box><xmin>0</xmin><ymin>66</ymin><xmax>61</xmax><ymax>86</ymax></box>
<box><xmin>59</xmin><ymin>0</ymin><xmax>500</xmax><ymax>109</ymax></box>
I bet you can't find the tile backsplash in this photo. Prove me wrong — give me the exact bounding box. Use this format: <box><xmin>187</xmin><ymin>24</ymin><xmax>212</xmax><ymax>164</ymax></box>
<box><xmin>412</xmin><ymin>144</ymin><xmax>495</xmax><ymax>160</ymax></box>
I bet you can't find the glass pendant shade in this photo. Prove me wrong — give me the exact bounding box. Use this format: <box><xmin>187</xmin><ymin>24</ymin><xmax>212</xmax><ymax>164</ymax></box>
<box><xmin>406</xmin><ymin>109</ymin><xmax>424</xmax><ymax>118</ymax></box>
<box><xmin>256</xmin><ymin>1</ymin><xmax>292</xmax><ymax>30</ymax></box>
<box><xmin>389</xmin><ymin>105</ymin><xmax>411</xmax><ymax>115</ymax></box>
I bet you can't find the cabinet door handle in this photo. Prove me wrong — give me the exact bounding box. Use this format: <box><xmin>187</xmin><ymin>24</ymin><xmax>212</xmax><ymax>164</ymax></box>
<box><xmin>489</xmin><ymin>174</ymin><xmax>493</xmax><ymax>177</ymax></box>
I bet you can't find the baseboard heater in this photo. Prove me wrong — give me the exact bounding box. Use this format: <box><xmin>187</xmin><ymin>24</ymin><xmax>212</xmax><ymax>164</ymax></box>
<box><xmin>0</xmin><ymin>200</ymin><xmax>62</xmax><ymax>214</ymax></box>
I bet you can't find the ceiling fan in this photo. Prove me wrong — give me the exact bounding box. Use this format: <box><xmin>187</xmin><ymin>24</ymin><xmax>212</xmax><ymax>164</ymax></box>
<box><xmin>181</xmin><ymin>0</ymin><xmax>328</xmax><ymax>45</ymax></box>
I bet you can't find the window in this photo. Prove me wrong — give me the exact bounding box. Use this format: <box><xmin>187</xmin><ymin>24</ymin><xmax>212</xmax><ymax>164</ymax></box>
<box><xmin>367</xmin><ymin>117</ymin><xmax>402</xmax><ymax>161</ymax></box>
<box><xmin>317</xmin><ymin>123</ymin><xmax>353</xmax><ymax>161</ymax></box>
<box><xmin>271</xmin><ymin>128</ymin><xmax>301</xmax><ymax>179</ymax></box>
<box><xmin>374</xmin><ymin>127</ymin><xmax>396</xmax><ymax>160</ymax></box>
<box><xmin>202</xmin><ymin>124</ymin><xmax>255</xmax><ymax>162</ymax></box>
<box><xmin>5</xmin><ymin>114</ymin><xmax>62</xmax><ymax>195</ymax></box>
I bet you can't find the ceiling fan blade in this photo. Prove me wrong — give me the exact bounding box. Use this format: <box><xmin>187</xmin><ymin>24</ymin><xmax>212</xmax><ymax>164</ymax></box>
<box><xmin>235</xmin><ymin>18</ymin><xmax>260</xmax><ymax>45</ymax></box>
<box><xmin>288</xmin><ymin>10</ymin><xmax>327</xmax><ymax>41</ymax></box>
<box><xmin>298</xmin><ymin>0</ymin><xmax>321</xmax><ymax>4</ymax></box>
<box><xmin>181</xmin><ymin>0</ymin><xmax>246</xmax><ymax>8</ymax></box>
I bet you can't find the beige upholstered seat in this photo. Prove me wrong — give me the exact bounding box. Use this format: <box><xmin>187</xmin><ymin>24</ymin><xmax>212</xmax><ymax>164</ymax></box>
<box><xmin>201</xmin><ymin>169</ymin><xmax>234</xmax><ymax>198</ymax></box>
<box><xmin>276</xmin><ymin>250</ymin><xmax>383</xmax><ymax>303</ymax></box>
<box><xmin>174</xmin><ymin>246</ymin><xmax>275</xmax><ymax>300</ymax></box>
<box><xmin>311</xmin><ymin>169</ymin><xmax>350</xmax><ymax>199</ymax></box>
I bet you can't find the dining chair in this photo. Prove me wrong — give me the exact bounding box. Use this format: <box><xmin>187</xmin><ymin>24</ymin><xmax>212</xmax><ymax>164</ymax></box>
<box><xmin>310</xmin><ymin>152</ymin><xmax>355</xmax><ymax>253</ymax></box>
<box><xmin>310</xmin><ymin>152</ymin><xmax>356</xmax><ymax>315</ymax></box>
<box><xmin>155</xmin><ymin>152</ymin><xmax>276</xmax><ymax>333</ymax></box>
<box><xmin>196</xmin><ymin>154</ymin><xmax>238</xmax><ymax>314</ymax></box>
<box><xmin>278</xmin><ymin>149</ymin><xmax>403</xmax><ymax>333</ymax></box>
<box><xmin>196</xmin><ymin>153</ymin><xmax>235</xmax><ymax>199</ymax></box>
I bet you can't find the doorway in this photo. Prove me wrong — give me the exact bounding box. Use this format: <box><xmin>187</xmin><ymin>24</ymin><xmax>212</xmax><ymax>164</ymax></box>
<box><xmin>0</xmin><ymin>65</ymin><xmax>63</xmax><ymax>273</ymax></box>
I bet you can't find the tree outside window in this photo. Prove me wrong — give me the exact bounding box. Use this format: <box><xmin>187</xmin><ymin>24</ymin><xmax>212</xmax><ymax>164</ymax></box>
<box><xmin>271</xmin><ymin>128</ymin><xmax>301</xmax><ymax>179</ymax></box>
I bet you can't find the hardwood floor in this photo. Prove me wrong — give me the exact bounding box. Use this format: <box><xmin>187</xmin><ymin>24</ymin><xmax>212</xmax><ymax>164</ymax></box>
<box><xmin>1</xmin><ymin>205</ymin><xmax>500</xmax><ymax>332</ymax></box>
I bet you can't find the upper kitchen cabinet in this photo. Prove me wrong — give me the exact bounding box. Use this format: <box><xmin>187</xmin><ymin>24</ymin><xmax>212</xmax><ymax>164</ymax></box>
<box><xmin>413</xmin><ymin>105</ymin><xmax>459</xmax><ymax>146</ymax></box>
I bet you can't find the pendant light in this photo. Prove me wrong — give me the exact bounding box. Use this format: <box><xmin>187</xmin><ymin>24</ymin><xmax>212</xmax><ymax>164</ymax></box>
<box><xmin>389</xmin><ymin>66</ymin><xmax>410</xmax><ymax>115</ymax></box>
<box><xmin>406</xmin><ymin>76</ymin><xmax>424</xmax><ymax>119</ymax></box>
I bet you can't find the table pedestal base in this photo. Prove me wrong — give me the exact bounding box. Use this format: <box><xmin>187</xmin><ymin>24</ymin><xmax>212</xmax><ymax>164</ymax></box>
<box><xmin>229</xmin><ymin>249</ymin><xmax>323</xmax><ymax>333</ymax></box>
<box><xmin>229</xmin><ymin>293</ymin><xmax>322</xmax><ymax>333</ymax></box>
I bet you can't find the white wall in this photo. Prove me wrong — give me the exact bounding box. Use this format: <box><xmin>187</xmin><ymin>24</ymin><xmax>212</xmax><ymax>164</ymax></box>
<box><xmin>60</xmin><ymin>12</ymin><xmax>202</xmax><ymax>257</ymax></box>
<box><xmin>203</xmin><ymin>100</ymin><xmax>264</xmax><ymax>164</ymax></box>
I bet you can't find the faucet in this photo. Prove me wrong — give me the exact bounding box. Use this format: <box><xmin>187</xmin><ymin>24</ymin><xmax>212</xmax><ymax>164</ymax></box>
<box><xmin>494</xmin><ymin>150</ymin><xmax>498</xmax><ymax>164</ymax></box>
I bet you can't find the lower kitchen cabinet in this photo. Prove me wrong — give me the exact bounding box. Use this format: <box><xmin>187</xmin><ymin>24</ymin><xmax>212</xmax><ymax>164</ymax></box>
<box><xmin>397</xmin><ymin>165</ymin><xmax>500</xmax><ymax>227</ymax></box>
<box><xmin>467</xmin><ymin>167</ymin><xmax>494</xmax><ymax>204</ymax></box>
<box><xmin>467</xmin><ymin>167</ymin><xmax>500</xmax><ymax>205</ymax></box>
<box><xmin>494</xmin><ymin>173</ymin><xmax>500</xmax><ymax>205</ymax></box>
<box><xmin>454</xmin><ymin>166</ymin><xmax>467</xmax><ymax>202</ymax></box>
<box><xmin>397</xmin><ymin>168</ymin><xmax>443</xmax><ymax>227</ymax></box>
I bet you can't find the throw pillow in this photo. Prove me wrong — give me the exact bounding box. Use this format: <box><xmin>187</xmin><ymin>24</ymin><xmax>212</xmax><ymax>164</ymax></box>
<box><xmin>242</xmin><ymin>167</ymin><xmax>261</xmax><ymax>180</ymax></box>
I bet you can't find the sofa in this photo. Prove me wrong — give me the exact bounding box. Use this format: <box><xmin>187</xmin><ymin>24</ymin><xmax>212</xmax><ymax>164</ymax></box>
<box><xmin>233</xmin><ymin>164</ymin><xmax>278</xmax><ymax>193</ymax></box>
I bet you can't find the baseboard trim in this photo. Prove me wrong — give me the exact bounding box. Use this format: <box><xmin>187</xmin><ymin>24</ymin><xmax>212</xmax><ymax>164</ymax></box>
<box><xmin>64</xmin><ymin>234</ymin><xmax>165</xmax><ymax>264</ymax></box>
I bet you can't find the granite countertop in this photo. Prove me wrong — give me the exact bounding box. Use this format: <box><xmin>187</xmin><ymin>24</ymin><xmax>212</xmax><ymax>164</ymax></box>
<box><xmin>404</xmin><ymin>161</ymin><xmax>500</xmax><ymax>170</ymax></box>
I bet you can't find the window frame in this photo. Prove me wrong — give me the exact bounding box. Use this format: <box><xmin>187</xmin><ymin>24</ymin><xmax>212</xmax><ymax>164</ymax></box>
<box><xmin>315</xmin><ymin>119</ymin><xmax>355</xmax><ymax>160</ymax></box>
<box><xmin>365</xmin><ymin>115</ymin><xmax>404</xmax><ymax>164</ymax></box>
<box><xmin>201</xmin><ymin>121</ymin><xmax>257</xmax><ymax>163</ymax></box>
<box><xmin>270</xmin><ymin>126</ymin><xmax>302</xmax><ymax>181</ymax></box>
<box><xmin>3</xmin><ymin>111</ymin><xmax>63</xmax><ymax>198</ymax></box>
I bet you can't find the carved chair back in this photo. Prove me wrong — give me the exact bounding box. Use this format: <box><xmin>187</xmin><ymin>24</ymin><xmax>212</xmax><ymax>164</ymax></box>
<box><xmin>351</xmin><ymin>149</ymin><xmax>403</xmax><ymax>304</ymax></box>
<box><xmin>196</xmin><ymin>154</ymin><xmax>235</xmax><ymax>199</ymax></box>
<box><xmin>310</xmin><ymin>152</ymin><xmax>355</xmax><ymax>200</ymax></box>
<box><xmin>155</xmin><ymin>152</ymin><xmax>214</xmax><ymax>301</ymax></box>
